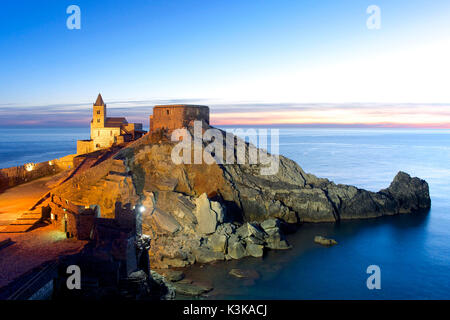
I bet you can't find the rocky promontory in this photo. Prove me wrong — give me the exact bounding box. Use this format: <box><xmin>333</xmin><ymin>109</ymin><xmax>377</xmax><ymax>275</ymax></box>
<box><xmin>50</xmin><ymin>125</ymin><xmax>431</xmax><ymax>269</ymax></box>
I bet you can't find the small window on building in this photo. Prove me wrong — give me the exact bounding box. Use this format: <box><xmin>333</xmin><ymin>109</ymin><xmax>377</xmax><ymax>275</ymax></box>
<box><xmin>97</xmin><ymin>110</ymin><xmax>100</xmax><ymax>115</ymax></box>
<box><xmin>110</xmin><ymin>131</ymin><xmax>112</xmax><ymax>136</ymax></box>
<box><xmin>167</xmin><ymin>110</ymin><xmax>170</xmax><ymax>115</ymax></box>
<box><xmin>96</xmin><ymin>144</ymin><xmax>100</xmax><ymax>148</ymax></box>
<box><xmin>98</xmin><ymin>131</ymin><xmax>100</xmax><ymax>136</ymax></box>
<box><xmin>97</xmin><ymin>118</ymin><xmax>100</xmax><ymax>123</ymax></box>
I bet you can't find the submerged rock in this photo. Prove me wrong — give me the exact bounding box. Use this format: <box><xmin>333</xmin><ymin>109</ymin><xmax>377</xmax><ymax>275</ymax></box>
<box><xmin>314</xmin><ymin>236</ymin><xmax>338</xmax><ymax>246</ymax></box>
<box><xmin>229</xmin><ymin>269</ymin><xmax>260</xmax><ymax>279</ymax></box>
<box><xmin>170</xmin><ymin>280</ymin><xmax>213</xmax><ymax>296</ymax></box>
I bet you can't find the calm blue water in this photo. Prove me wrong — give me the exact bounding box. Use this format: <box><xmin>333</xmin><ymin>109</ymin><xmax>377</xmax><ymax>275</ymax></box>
<box><xmin>1</xmin><ymin>127</ymin><xmax>449</xmax><ymax>299</ymax></box>
<box><xmin>0</xmin><ymin>127</ymin><xmax>89</xmax><ymax>168</ymax></box>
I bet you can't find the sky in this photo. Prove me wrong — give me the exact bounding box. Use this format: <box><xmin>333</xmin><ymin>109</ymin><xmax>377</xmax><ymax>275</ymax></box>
<box><xmin>0</xmin><ymin>0</ymin><xmax>449</xmax><ymax>127</ymax></box>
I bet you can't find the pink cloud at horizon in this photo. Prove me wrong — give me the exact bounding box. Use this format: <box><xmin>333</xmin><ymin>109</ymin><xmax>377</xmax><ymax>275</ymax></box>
<box><xmin>209</xmin><ymin>104</ymin><xmax>450</xmax><ymax>128</ymax></box>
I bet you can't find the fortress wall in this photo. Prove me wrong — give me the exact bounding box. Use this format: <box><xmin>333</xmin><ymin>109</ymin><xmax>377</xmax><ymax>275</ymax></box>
<box><xmin>53</xmin><ymin>154</ymin><xmax>77</xmax><ymax>170</ymax></box>
<box><xmin>150</xmin><ymin>106</ymin><xmax>209</xmax><ymax>132</ymax></box>
<box><xmin>77</xmin><ymin>140</ymin><xmax>93</xmax><ymax>155</ymax></box>
<box><xmin>0</xmin><ymin>154</ymin><xmax>76</xmax><ymax>192</ymax></box>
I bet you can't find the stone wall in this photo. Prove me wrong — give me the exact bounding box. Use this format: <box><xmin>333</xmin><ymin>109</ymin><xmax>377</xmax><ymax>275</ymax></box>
<box><xmin>150</xmin><ymin>105</ymin><xmax>209</xmax><ymax>132</ymax></box>
<box><xmin>0</xmin><ymin>154</ymin><xmax>76</xmax><ymax>192</ymax></box>
<box><xmin>91</xmin><ymin>127</ymin><xmax>121</xmax><ymax>150</ymax></box>
<box><xmin>77</xmin><ymin>140</ymin><xmax>93</xmax><ymax>155</ymax></box>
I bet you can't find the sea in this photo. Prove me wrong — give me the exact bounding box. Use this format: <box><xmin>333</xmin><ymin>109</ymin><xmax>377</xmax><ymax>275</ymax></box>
<box><xmin>0</xmin><ymin>127</ymin><xmax>449</xmax><ymax>299</ymax></box>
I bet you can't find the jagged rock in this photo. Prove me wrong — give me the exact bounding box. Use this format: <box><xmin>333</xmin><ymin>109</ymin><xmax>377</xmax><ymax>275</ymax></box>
<box><xmin>265</xmin><ymin>227</ymin><xmax>291</xmax><ymax>250</ymax></box>
<box><xmin>314</xmin><ymin>236</ymin><xmax>338</xmax><ymax>246</ymax></box>
<box><xmin>149</xmin><ymin>270</ymin><xmax>176</xmax><ymax>300</ymax></box>
<box><xmin>211</xmin><ymin>201</ymin><xmax>225</xmax><ymax>224</ymax></box>
<box><xmin>151</xmin><ymin>208</ymin><xmax>181</xmax><ymax>234</ymax></box>
<box><xmin>236</xmin><ymin>222</ymin><xmax>266</xmax><ymax>240</ymax></box>
<box><xmin>229</xmin><ymin>269</ymin><xmax>260</xmax><ymax>279</ymax></box>
<box><xmin>245</xmin><ymin>235</ymin><xmax>265</xmax><ymax>246</ymax></box>
<box><xmin>208</xmin><ymin>233</ymin><xmax>227</xmax><ymax>252</ymax></box>
<box><xmin>382</xmin><ymin>171</ymin><xmax>431</xmax><ymax>213</ymax></box>
<box><xmin>246</xmin><ymin>243</ymin><xmax>264</xmax><ymax>257</ymax></box>
<box><xmin>194</xmin><ymin>193</ymin><xmax>218</xmax><ymax>235</ymax></box>
<box><xmin>216</xmin><ymin>223</ymin><xmax>236</xmax><ymax>236</ymax></box>
<box><xmin>228</xmin><ymin>240</ymin><xmax>247</xmax><ymax>260</ymax></box>
<box><xmin>260</xmin><ymin>218</ymin><xmax>279</xmax><ymax>232</ymax></box>
<box><xmin>153</xmin><ymin>177</ymin><xmax>178</xmax><ymax>191</ymax></box>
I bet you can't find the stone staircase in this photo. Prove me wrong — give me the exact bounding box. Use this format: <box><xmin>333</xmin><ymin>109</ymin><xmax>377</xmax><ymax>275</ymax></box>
<box><xmin>0</xmin><ymin>211</ymin><xmax>42</xmax><ymax>233</ymax></box>
<box><xmin>99</xmin><ymin>159</ymin><xmax>129</xmax><ymax>186</ymax></box>
<box><xmin>0</xmin><ymin>159</ymin><xmax>128</xmax><ymax>234</ymax></box>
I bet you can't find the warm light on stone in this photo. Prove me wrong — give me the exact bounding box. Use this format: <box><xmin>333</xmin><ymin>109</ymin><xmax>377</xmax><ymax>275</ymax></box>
<box><xmin>25</xmin><ymin>163</ymin><xmax>35</xmax><ymax>172</ymax></box>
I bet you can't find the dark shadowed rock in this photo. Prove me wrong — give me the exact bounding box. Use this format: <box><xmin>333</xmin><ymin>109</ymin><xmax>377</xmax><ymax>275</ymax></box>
<box><xmin>382</xmin><ymin>171</ymin><xmax>431</xmax><ymax>213</ymax></box>
<box><xmin>154</xmin><ymin>269</ymin><xmax>185</xmax><ymax>282</ymax></box>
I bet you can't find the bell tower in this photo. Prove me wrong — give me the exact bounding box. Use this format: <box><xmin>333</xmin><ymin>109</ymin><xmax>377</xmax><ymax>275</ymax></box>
<box><xmin>92</xmin><ymin>93</ymin><xmax>106</xmax><ymax>128</ymax></box>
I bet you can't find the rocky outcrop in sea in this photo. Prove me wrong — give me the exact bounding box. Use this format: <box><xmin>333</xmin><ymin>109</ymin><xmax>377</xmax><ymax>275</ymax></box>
<box><xmin>51</xmin><ymin>126</ymin><xmax>431</xmax><ymax>268</ymax></box>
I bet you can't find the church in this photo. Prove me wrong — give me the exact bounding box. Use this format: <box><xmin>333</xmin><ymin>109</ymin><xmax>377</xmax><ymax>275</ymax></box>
<box><xmin>77</xmin><ymin>94</ymin><xmax>145</xmax><ymax>154</ymax></box>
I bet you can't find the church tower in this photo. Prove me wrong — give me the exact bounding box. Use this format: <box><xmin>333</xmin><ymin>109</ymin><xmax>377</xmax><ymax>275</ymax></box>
<box><xmin>92</xmin><ymin>93</ymin><xmax>106</xmax><ymax>128</ymax></box>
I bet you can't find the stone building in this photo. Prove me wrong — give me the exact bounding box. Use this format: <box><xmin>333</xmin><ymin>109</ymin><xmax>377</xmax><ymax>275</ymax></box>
<box><xmin>149</xmin><ymin>104</ymin><xmax>209</xmax><ymax>133</ymax></box>
<box><xmin>77</xmin><ymin>94</ymin><xmax>145</xmax><ymax>154</ymax></box>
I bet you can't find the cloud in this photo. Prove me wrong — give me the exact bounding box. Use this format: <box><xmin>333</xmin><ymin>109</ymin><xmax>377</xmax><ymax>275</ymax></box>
<box><xmin>1</xmin><ymin>99</ymin><xmax>449</xmax><ymax>128</ymax></box>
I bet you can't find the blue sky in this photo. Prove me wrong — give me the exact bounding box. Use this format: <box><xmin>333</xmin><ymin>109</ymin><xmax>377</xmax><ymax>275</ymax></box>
<box><xmin>0</xmin><ymin>0</ymin><xmax>449</xmax><ymax>127</ymax></box>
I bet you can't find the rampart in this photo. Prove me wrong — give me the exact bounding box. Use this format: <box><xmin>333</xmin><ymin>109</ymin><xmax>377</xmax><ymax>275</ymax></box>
<box><xmin>0</xmin><ymin>154</ymin><xmax>76</xmax><ymax>192</ymax></box>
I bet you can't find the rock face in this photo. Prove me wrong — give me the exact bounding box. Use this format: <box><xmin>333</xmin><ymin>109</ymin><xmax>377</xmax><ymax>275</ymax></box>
<box><xmin>49</xmin><ymin>127</ymin><xmax>431</xmax><ymax>269</ymax></box>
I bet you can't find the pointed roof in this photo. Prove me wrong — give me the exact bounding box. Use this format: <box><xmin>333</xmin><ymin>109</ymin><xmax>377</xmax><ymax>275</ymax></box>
<box><xmin>94</xmin><ymin>93</ymin><xmax>105</xmax><ymax>106</ymax></box>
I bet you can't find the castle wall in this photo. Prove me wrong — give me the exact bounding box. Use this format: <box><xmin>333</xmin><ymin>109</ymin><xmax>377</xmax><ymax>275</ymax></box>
<box><xmin>53</xmin><ymin>154</ymin><xmax>77</xmax><ymax>170</ymax></box>
<box><xmin>150</xmin><ymin>105</ymin><xmax>209</xmax><ymax>132</ymax></box>
<box><xmin>77</xmin><ymin>140</ymin><xmax>94</xmax><ymax>155</ymax></box>
<box><xmin>0</xmin><ymin>154</ymin><xmax>76</xmax><ymax>192</ymax></box>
